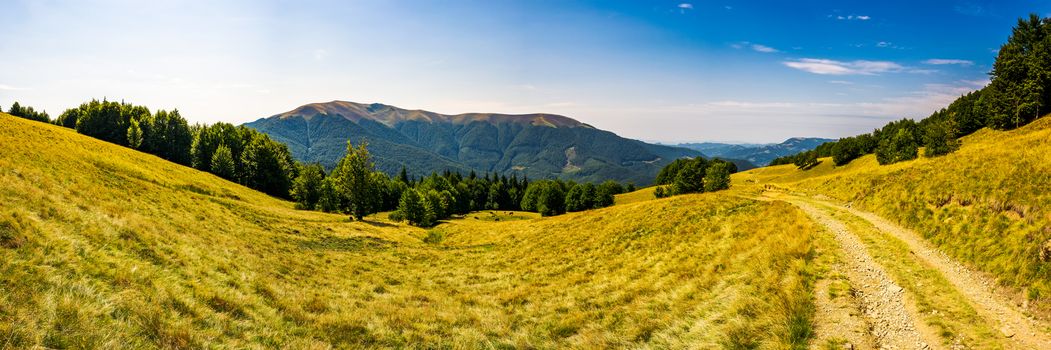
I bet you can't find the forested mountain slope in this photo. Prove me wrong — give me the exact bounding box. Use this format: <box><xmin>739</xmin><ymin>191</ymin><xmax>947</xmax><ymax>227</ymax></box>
<box><xmin>244</xmin><ymin>101</ymin><xmax>718</xmax><ymax>185</ymax></box>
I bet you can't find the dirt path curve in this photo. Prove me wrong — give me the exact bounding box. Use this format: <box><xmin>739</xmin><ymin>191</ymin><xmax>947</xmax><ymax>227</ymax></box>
<box><xmin>789</xmin><ymin>198</ymin><xmax>935</xmax><ymax>349</ymax></box>
<box><xmin>805</xmin><ymin>198</ymin><xmax>1051</xmax><ymax>350</ymax></box>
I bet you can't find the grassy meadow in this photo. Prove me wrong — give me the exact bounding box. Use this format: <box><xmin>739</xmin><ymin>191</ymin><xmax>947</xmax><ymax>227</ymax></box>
<box><xmin>743</xmin><ymin>115</ymin><xmax>1051</xmax><ymax>317</ymax></box>
<box><xmin>0</xmin><ymin>113</ymin><xmax>829</xmax><ymax>348</ymax></box>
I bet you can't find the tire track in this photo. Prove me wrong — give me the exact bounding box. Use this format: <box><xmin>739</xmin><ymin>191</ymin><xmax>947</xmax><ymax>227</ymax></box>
<box><xmin>790</xmin><ymin>199</ymin><xmax>934</xmax><ymax>349</ymax></box>
<box><xmin>809</xmin><ymin>198</ymin><xmax>1051</xmax><ymax>350</ymax></box>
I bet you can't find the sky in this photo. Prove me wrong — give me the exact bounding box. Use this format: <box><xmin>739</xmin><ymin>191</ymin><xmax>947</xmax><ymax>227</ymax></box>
<box><xmin>1</xmin><ymin>0</ymin><xmax>1049</xmax><ymax>143</ymax></box>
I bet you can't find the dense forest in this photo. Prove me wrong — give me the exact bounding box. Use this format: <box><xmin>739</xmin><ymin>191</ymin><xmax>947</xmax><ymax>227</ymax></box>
<box><xmin>772</xmin><ymin>14</ymin><xmax>1051</xmax><ymax>169</ymax></box>
<box><xmin>4</xmin><ymin>100</ymin><xmax>632</xmax><ymax>226</ymax></box>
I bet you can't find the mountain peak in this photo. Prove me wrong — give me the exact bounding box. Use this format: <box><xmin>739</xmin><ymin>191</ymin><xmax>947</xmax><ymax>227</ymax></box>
<box><xmin>272</xmin><ymin>100</ymin><xmax>590</xmax><ymax>129</ymax></box>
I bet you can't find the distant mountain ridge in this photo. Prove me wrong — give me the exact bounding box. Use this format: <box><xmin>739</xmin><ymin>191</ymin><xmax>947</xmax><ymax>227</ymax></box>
<box><xmin>678</xmin><ymin>137</ymin><xmax>835</xmax><ymax>166</ymax></box>
<box><xmin>245</xmin><ymin>101</ymin><xmax>746</xmax><ymax>185</ymax></box>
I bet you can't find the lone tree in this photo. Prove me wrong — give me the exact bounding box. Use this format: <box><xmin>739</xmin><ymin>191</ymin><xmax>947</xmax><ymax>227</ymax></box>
<box><xmin>330</xmin><ymin>141</ymin><xmax>380</xmax><ymax>220</ymax></box>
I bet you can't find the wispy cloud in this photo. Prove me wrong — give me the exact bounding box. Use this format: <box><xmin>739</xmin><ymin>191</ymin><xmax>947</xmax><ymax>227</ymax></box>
<box><xmin>830</xmin><ymin>14</ymin><xmax>871</xmax><ymax>21</ymax></box>
<box><xmin>828</xmin><ymin>80</ymin><xmax>854</xmax><ymax>85</ymax></box>
<box><xmin>678</xmin><ymin>3</ymin><xmax>693</xmax><ymax>10</ymax></box>
<box><xmin>731</xmin><ymin>41</ymin><xmax>779</xmax><ymax>53</ymax></box>
<box><xmin>875</xmin><ymin>41</ymin><xmax>904</xmax><ymax>49</ymax></box>
<box><xmin>923</xmin><ymin>58</ymin><xmax>974</xmax><ymax>66</ymax></box>
<box><xmin>783</xmin><ymin>58</ymin><xmax>903</xmax><ymax>75</ymax></box>
<box><xmin>0</xmin><ymin>84</ymin><xmax>29</xmax><ymax>91</ymax></box>
<box><xmin>750</xmin><ymin>44</ymin><xmax>779</xmax><ymax>53</ymax></box>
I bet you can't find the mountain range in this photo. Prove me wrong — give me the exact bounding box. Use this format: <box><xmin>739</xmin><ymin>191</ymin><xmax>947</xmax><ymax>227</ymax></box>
<box><xmin>677</xmin><ymin>137</ymin><xmax>835</xmax><ymax>166</ymax></box>
<box><xmin>244</xmin><ymin>101</ymin><xmax>751</xmax><ymax>185</ymax></box>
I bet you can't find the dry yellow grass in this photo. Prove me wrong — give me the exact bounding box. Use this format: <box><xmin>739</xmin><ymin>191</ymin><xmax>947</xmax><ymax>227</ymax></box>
<box><xmin>743</xmin><ymin>116</ymin><xmax>1051</xmax><ymax>317</ymax></box>
<box><xmin>613</xmin><ymin>186</ymin><xmax>657</xmax><ymax>205</ymax></box>
<box><xmin>0</xmin><ymin>113</ymin><xmax>827</xmax><ymax>348</ymax></box>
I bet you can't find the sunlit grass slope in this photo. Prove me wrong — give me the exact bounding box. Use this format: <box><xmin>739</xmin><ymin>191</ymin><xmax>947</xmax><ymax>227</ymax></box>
<box><xmin>743</xmin><ymin>116</ymin><xmax>1051</xmax><ymax>314</ymax></box>
<box><xmin>0</xmin><ymin>113</ymin><xmax>825</xmax><ymax>348</ymax></box>
<box><xmin>613</xmin><ymin>186</ymin><xmax>657</xmax><ymax>205</ymax></box>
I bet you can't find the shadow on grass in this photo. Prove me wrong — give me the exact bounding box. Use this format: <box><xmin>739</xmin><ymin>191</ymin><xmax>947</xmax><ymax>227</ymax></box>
<box><xmin>299</xmin><ymin>235</ymin><xmax>393</xmax><ymax>252</ymax></box>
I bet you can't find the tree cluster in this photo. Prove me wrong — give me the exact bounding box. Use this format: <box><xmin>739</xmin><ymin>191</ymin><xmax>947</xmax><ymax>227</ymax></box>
<box><xmin>6</xmin><ymin>102</ymin><xmax>50</xmax><ymax>123</ymax></box>
<box><xmin>772</xmin><ymin>14</ymin><xmax>1051</xmax><ymax>169</ymax></box>
<box><xmin>291</xmin><ymin>142</ymin><xmax>632</xmax><ymax>225</ymax></box>
<box><xmin>653</xmin><ymin>157</ymin><xmax>735</xmax><ymax>198</ymax></box>
<box><xmin>32</xmin><ymin>99</ymin><xmax>297</xmax><ymax>198</ymax></box>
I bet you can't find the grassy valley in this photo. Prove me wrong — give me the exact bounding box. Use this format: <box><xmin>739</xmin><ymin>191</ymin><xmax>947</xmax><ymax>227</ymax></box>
<box><xmin>0</xmin><ymin>113</ymin><xmax>824</xmax><ymax>348</ymax></box>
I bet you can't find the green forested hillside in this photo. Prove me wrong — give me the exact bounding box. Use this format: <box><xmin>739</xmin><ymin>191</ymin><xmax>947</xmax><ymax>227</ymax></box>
<box><xmin>244</xmin><ymin>101</ymin><xmax>716</xmax><ymax>185</ymax></box>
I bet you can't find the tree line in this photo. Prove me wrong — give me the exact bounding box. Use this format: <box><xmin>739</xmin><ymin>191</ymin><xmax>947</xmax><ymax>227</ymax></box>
<box><xmin>6</xmin><ymin>99</ymin><xmax>298</xmax><ymax>198</ymax></box>
<box><xmin>772</xmin><ymin>14</ymin><xmax>1051</xmax><ymax>169</ymax></box>
<box><xmin>652</xmin><ymin>157</ymin><xmax>734</xmax><ymax>198</ymax></box>
<box><xmin>291</xmin><ymin>141</ymin><xmax>635</xmax><ymax>226</ymax></box>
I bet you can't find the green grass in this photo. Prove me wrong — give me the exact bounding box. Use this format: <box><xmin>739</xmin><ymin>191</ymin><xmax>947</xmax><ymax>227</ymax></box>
<box><xmin>0</xmin><ymin>113</ymin><xmax>827</xmax><ymax>348</ymax></box>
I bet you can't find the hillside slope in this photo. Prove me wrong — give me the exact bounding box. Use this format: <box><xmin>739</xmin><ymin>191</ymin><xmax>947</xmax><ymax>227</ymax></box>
<box><xmin>244</xmin><ymin>101</ymin><xmax>714</xmax><ymax>185</ymax></box>
<box><xmin>0</xmin><ymin>113</ymin><xmax>820</xmax><ymax>348</ymax></box>
<box><xmin>742</xmin><ymin>116</ymin><xmax>1051</xmax><ymax>317</ymax></box>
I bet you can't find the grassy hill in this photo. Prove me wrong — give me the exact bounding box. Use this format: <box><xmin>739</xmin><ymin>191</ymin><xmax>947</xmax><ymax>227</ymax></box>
<box><xmin>0</xmin><ymin>113</ymin><xmax>824</xmax><ymax>348</ymax></box>
<box><xmin>243</xmin><ymin>101</ymin><xmax>720</xmax><ymax>185</ymax></box>
<box><xmin>741</xmin><ymin>115</ymin><xmax>1051</xmax><ymax>315</ymax></box>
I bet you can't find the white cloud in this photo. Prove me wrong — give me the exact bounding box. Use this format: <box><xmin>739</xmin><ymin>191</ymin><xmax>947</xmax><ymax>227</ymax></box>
<box><xmin>678</xmin><ymin>3</ymin><xmax>693</xmax><ymax>10</ymax></box>
<box><xmin>751</xmin><ymin>44</ymin><xmax>779</xmax><ymax>53</ymax></box>
<box><xmin>833</xmin><ymin>14</ymin><xmax>872</xmax><ymax>21</ymax></box>
<box><xmin>827</xmin><ymin>80</ymin><xmax>854</xmax><ymax>85</ymax></box>
<box><xmin>923</xmin><ymin>59</ymin><xmax>974</xmax><ymax>66</ymax></box>
<box><xmin>731</xmin><ymin>41</ymin><xmax>779</xmax><ymax>53</ymax></box>
<box><xmin>783</xmin><ymin>58</ymin><xmax>904</xmax><ymax>75</ymax></box>
<box><xmin>0</xmin><ymin>84</ymin><xmax>29</xmax><ymax>91</ymax></box>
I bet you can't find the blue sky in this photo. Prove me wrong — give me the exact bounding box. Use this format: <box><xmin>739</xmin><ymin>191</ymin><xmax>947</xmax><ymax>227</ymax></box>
<box><xmin>1</xmin><ymin>0</ymin><xmax>1048</xmax><ymax>143</ymax></box>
